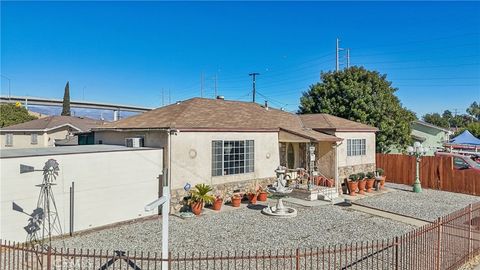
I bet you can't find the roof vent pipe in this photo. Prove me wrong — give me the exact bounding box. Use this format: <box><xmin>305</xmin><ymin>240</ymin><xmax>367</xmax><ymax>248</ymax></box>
<box><xmin>216</xmin><ymin>95</ymin><xmax>224</xmax><ymax>100</ymax></box>
<box><xmin>264</xmin><ymin>100</ymin><xmax>269</xmax><ymax>110</ymax></box>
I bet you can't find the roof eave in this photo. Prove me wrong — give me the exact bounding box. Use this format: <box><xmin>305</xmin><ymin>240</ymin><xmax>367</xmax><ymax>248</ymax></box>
<box><xmin>313</xmin><ymin>128</ymin><xmax>378</xmax><ymax>132</ymax></box>
<box><xmin>279</xmin><ymin>128</ymin><xmax>342</xmax><ymax>142</ymax></box>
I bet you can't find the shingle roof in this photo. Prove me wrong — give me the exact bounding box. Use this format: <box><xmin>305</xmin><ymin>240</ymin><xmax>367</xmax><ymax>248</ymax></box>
<box><xmin>1</xmin><ymin>116</ymin><xmax>105</xmax><ymax>132</ymax></box>
<box><xmin>299</xmin><ymin>114</ymin><xmax>378</xmax><ymax>132</ymax></box>
<box><xmin>95</xmin><ymin>98</ymin><xmax>376</xmax><ymax>140</ymax></box>
<box><xmin>413</xmin><ymin>120</ymin><xmax>450</xmax><ymax>133</ymax></box>
<box><xmin>98</xmin><ymin>98</ymin><xmax>304</xmax><ymax>131</ymax></box>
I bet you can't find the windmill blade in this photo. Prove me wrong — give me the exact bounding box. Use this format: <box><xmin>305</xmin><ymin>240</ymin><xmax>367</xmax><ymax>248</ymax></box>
<box><xmin>12</xmin><ymin>201</ymin><xmax>24</xmax><ymax>213</ymax></box>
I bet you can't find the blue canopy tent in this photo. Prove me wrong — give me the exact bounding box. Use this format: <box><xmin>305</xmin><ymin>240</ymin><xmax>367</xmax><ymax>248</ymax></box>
<box><xmin>449</xmin><ymin>130</ymin><xmax>480</xmax><ymax>146</ymax></box>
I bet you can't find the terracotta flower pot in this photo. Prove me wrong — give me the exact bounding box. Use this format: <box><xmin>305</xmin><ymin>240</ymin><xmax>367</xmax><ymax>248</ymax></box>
<box><xmin>257</xmin><ymin>192</ymin><xmax>268</xmax><ymax>201</ymax></box>
<box><xmin>357</xmin><ymin>179</ymin><xmax>366</xmax><ymax>195</ymax></box>
<box><xmin>191</xmin><ymin>202</ymin><xmax>203</xmax><ymax>216</ymax></box>
<box><xmin>347</xmin><ymin>181</ymin><xmax>358</xmax><ymax>196</ymax></box>
<box><xmin>366</xmin><ymin>179</ymin><xmax>375</xmax><ymax>192</ymax></box>
<box><xmin>212</xmin><ymin>199</ymin><xmax>223</xmax><ymax>211</ymax></box>
<box><xmin>380</xmin><ymin>176</ymin><xmax>386</xmax><ymax>189</ymax></box>
<box><xmin>231</xmin><ymin>196</ymin><xmax>242</xmax><ymax>207</ymax></box>
<box><xmin>248</xmin><ymin>193</ymin><xmax>258</xmax><ymax>204</ymax></box>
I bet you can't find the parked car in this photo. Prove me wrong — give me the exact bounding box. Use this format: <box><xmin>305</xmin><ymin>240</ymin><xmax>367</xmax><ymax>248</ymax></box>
<box><xmin>435</xmin><ymin>152</ymin><xmax>480</xmax><ymax>173</ymax></box>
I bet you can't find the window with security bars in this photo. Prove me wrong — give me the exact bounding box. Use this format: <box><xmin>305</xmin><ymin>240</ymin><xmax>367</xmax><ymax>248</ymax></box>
<box><xmin>212</xmin><ymin>140</ymin><xmax>254</xmax><ymax>176</ymax></box>
<box><xmin>347</xmin><ymin>139</ymin><xmax>366</xmax><ymax>156</ymax></box>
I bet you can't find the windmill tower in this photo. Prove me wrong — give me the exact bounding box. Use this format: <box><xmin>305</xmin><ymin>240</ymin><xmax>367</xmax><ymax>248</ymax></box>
<box><xmin>15</xmin><ymin>159</ymin><xmax>63</xmax><ymax>248</ymax></box>
<box><xmin>35</xmin><ymin>159</ymin><xmax>63</xmax><ymax>246</ymax></box>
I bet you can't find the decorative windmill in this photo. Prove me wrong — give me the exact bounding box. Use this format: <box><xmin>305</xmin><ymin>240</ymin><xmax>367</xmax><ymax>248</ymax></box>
<box><xmin>13</xmin><ymin>159</ymin><xmax>63</xmax><ymax>248</ymax></box>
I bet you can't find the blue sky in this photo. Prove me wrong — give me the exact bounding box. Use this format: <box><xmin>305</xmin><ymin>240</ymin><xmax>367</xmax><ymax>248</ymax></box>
<box><xmin>1</xmin><ymin>1</ymin><xmax>479</xmax><ymax>118</ymax></box>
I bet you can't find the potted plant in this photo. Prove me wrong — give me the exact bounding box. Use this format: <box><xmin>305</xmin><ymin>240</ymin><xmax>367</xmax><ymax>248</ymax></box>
<box><xmin>189</xmin><ymin>183</ymin><xmax>215</xmax><ymax>216</ymax></box>
<box><xmin>347</xmin><ymin>174</ymin><xmax>358</xmax><ymax>196</ymax></box>
<box><xmin>376</xmin><ymin>168</ymin><xmax>386</xmax><ymax>189</ymax></box>
<box><xmin>357</xmin><ymin>172</ymin><xmax>366</xmax><ymax>195</ymax></box>
<box><xmin>257</xmin><ymin>186</ymin><xmax>268</xmax><ymax>201</ymax></box>
<box><xmin>366</xmin><ymin>171</ymin><xmax>375</xmax><ymax>192</ymax></box>
<box><xmin>212</xmin><ymin>192</ymin><xmax>224</xmax><ymax>211</ymax></box>
<box><xmin>230</xmin><ymin>193</ymin><xmax>242</xmax><ymax>207</ymax></box>
<box><xmin>247</xmin><ymin>190</ymin><xmax>258</xmax><ymax>204</ymax></box>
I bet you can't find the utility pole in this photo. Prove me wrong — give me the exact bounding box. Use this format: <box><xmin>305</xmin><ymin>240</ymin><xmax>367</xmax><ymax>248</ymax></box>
<box><xmin>336</xmin><ymin>38</ymin><xmax>340</xmax><ymax>72</ymax></box>
<box><xmin>1</xmin><ymin>74</ymin><xmax>11</xmax><ymax>100</ymax></box>
<box><xmin>200</xmin><ymin>72</ymin><xmax>204</xmax><ymax>98</ymax></box>
<box><xmin>336</xmin><ymin>38</ymin><xmax>345</xmax><ymax>71</ymax></box>
<box><xmin>346</xmin><ymin>49</ymin><xmax>351</xmax><ymax>68</ymax></box>
<box><xmin>249</xmin><ymin>73</ymin><xmax>260</xmax><ymax>103</ymax></box>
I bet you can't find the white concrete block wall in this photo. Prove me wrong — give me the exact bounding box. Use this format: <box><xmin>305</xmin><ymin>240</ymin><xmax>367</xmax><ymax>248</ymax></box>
<box><xmin>0</xmin><ymin>149</ymin><xmax>162</xmax><ymax>242</ymax></box>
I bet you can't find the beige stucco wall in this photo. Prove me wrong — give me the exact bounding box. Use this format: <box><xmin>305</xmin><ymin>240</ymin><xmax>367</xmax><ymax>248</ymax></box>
<box><xmin>95</xmin><ymin>130</ymin><xmax>280</xmax><ymax>190</ymax></box>
<box><xmin>94</xmin><ymin>130</ymin><xmax>168</xmax><ymax>148</ymax></box>
<box><xmin>0</xmin><ymin>148</ymin><xmax>162</xmax><ymax>242</ymax></box>
<box><xmin>0</xmin><ymin>127</ymin><xmax>74</xmax><ymax>149</ymax></box>
<box><xmin>334</xmin><ymin>132</ymin><xmax>376</xmax><ymax>167</ymax></box>
<box><xmin>169</xmin><ymin>132</ymin><xmax>280</xmax><ymax>190</ymax></box>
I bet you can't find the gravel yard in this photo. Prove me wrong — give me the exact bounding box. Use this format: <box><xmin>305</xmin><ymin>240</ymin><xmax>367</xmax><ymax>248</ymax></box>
<box><xmin>355</xmin><ymin>183</ymin><xmax>480</xmax><ymax>221</ymax></box>
<box><xmin>54</xmin><ymin>202</ymin><xmax>413</xmax><ymax>254</ymax></box>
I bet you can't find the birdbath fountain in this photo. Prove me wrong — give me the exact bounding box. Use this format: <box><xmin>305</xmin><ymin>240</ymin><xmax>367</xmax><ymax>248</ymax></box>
<box><xmin>261</xmin><ymin>166</ymin><xmax>297</xmax><ymax>218</ymax></box>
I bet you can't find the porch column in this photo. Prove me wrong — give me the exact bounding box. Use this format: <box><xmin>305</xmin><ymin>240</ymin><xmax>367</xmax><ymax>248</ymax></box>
<box><xmin>334</xmin><ymin>142</ymin><xmax>339</xmax><ymax>194</ymax></box>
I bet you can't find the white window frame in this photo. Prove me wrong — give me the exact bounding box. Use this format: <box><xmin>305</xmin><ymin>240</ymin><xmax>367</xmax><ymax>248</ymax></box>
<box><xmin>5</xmin><ymin>133</ymin><xmax>13</xmax><ymax>147</ymax></box>
<box><xmin>31</xmin><ymin>133</ymin><xmax>38</xmax><ymax>145</ymax></box>
<box><xmin>212</xmin><ymin>140</ymin><xmax>254</xmax><ymax>176</ymax></box>
<box><xmin>347</xmin><ymin>139</ymin><xmax>366</xmax><ymax>156</ymax></box>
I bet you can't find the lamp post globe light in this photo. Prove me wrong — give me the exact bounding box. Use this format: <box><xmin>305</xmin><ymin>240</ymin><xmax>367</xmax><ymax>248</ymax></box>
<box><xmin>407</xmin><ymin>141</ymin><xmax>428</xmax><ymax>193</ymax></box>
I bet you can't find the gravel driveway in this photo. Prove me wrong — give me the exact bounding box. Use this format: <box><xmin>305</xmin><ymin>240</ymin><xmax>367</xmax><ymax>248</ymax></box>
<box><xmin>54</xmin><ymin>202</ymin><xmax>413</xmax><ymax>254</ymax></box>
<box><xmin>355</xmin><ymin>183</ymin><xmax>480</xmax><ymax>221</ymax></box>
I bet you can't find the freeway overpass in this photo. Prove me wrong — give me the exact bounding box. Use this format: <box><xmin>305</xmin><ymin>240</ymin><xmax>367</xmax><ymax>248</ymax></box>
<box><xmin>0</xmin><ymin>95</ymin><xmax>153</xmax><ymax>120</ymax></box>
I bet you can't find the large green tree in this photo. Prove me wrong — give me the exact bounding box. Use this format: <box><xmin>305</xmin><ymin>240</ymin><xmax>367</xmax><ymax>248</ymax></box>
<box><xmin>0</xmin><ymin>103</ymin><xmax>37</xmax><ymax>127</ymax></box>
<box><xmin>423</xmin><ymin>113</ymin><xmax>449</xmax><ymax>128</ymax></box>
<box><xmin>299</xmin><ymin>66</ymin><xmax>416</xmax><ymax>153</ymax></box>
<box><xmin>61</xmin><ymin>81</ymin><xmax>71</xmax><ymax>116</ymax></box>
<box><xmin>467</xmin><ymin>101</ymin><xmax>480</xmax><ymax>121</ymax></box>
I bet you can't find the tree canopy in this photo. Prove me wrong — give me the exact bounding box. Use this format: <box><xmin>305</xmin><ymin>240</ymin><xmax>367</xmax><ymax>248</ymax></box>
<box><xmin>299</xmin><ymin>66</ymin><xmax>416</xmax><ymax>153</ymax></box>
<box><xmin>0</xmin><ymin>103</ymin><xmax>38</xmax><ymax>128</ymax></box>
<box><xmin>467</xmin><ymin>101</ymin><xmax>480</xmax><ymax>121</ymax></box>
<box><xmin>61</xmin><ymin>81</ymin><xmax>71</xmax><ymax>116</ymax></box>
<box><xmin>423</xmin><ymin>113</ymin><xmax>449</xmax><ymax>129</ymax></box>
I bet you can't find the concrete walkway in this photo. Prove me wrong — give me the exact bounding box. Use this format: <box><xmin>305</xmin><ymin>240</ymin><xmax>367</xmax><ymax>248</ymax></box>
<box><xmin>350</xmin><ymin>203</ymin><xmax>429</xmax><ymax>227</ymax></box>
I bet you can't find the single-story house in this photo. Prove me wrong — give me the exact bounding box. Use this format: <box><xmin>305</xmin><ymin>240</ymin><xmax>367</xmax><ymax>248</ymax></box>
<box><xmin>0</xmin><ymin>116</ymin><xmax>104</xmax><ymax>149</ymax></box>
<box><xmin>390</xmin><ymin>120</ymin><xmax>452</xmax><ymax>155</ymax></box>
<box><xmin>93</xmin><ymin>97</ymin><xmax>378</xmax><ymax>207</ymax></box>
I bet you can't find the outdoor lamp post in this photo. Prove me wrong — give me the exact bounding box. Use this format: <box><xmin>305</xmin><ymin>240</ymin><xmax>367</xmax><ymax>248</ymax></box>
<box><xmin>407</xmin><ymin>142</ymin><xmax>428</xmax><ymax>193</ymax></box>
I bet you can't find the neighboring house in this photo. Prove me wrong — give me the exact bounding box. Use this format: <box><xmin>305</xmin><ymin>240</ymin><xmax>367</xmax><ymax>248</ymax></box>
<box><xmin>390</xmin><ymin>120</ymin><xmax>451</xmax><ymax>155</ymax></box>
<box><xmin>0</xmin><ymin>116</ymin><xmax>104</xmax><ymax>149</ymax></box>
<box><xmin>93</xmin><ymin>97</ymin><xmax>377</xmax><ymax>206</ymax></box>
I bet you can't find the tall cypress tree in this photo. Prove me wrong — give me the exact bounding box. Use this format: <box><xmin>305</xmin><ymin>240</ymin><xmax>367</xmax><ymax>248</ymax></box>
<box><xmin>61</xmin><ymin>81</ymin><xmax>71</xmax><ymax>116</ymax></box>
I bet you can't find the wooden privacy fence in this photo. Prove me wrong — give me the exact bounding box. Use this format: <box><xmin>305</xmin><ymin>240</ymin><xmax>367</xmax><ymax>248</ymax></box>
<box><xmin>376</xmin><ymin>153</ymin><xmax>480</xmax><ymax>195</ymax></box>
<box><xmin>2</xmin><ymin>202</ymin><xmax>480</xmax><ymax>270</ymax></box>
